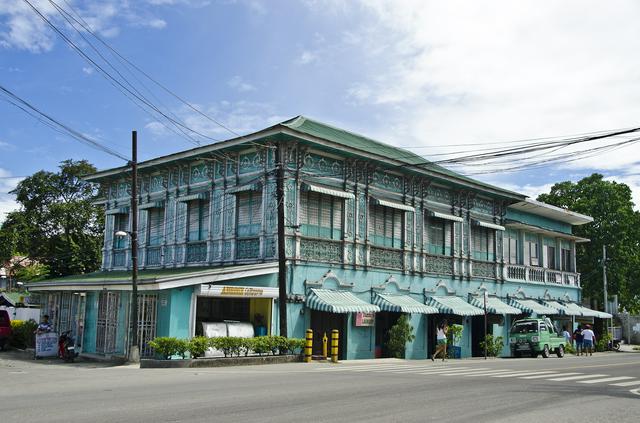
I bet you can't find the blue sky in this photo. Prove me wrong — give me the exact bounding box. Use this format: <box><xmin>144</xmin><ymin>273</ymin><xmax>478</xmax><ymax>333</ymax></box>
<box><xmin>2</xmin><ymin>0</ymin><xmax>640</xmax><ymax>219</ymax></box>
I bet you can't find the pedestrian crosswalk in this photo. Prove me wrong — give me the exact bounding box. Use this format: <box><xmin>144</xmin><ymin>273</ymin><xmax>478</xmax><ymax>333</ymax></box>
<box><xmin>313</xmin><ymin>362</ymin><xmax>640</xmax><ymax>392</ymax></box>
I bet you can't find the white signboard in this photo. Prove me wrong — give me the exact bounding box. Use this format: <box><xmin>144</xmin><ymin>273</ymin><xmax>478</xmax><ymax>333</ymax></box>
<box><xmin>35</xmin><ymin>332</ymin><xmax>58</xmax><ymax>358</ymax></box>
<box><xmin>197</xmin><ymin>285</ymin><xmax>279</xmax><ymax>298</ymax></box>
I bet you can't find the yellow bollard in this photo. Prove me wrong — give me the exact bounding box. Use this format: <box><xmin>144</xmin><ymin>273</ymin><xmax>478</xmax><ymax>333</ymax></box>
<box><xmin>331</xmin><ymin>329</ymin><xmax>339</xmax><ymax>363</ymax></box>
<box><xmin>322</xmin><ymin>332</ymin><xmax>328</xmax><ymax>358</ymax></box>
<box><xmin>304</xmin><ymin>329</ymin><xmax>313</xmax><ymax>363</ymax></box>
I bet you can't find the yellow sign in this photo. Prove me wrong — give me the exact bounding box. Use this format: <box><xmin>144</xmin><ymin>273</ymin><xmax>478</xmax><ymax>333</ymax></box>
<box><xmin>220</xmin><ymin>286</ymin><xmax>264</xmax><ymax>297</ymax></box>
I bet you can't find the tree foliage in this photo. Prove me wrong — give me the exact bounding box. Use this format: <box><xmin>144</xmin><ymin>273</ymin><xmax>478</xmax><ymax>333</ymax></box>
<box><xmin>537</xmin><ymin>174</ymin><xmax>640</xmax><ymax>313</ymax></box>
<box><xmin>0</xmin><ymin>160</ymin><xmax>104</xmax><ymax>278</ymax></box>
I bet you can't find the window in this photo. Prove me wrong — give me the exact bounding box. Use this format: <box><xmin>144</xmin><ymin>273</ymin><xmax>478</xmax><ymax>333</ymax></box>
<box><xmin>524</xmin><ymin>235</ymin><xmax>539</xmax><ymax>266</ymax></box>
<box><xmin>425</xmin><ymin>216</ymin><xmax>451</xmax><ymax>255</ymax></box>
<box><xmin>561</xmin><ymin>247</ymin><xmax>572</xmax><ymax>271</ymax></box>
<box><xmin>147</xmin><ymin>207</ymin><xmax>164</xmax><ymax>246</ymax></box>
<box><xmin>114</xmin><ymin>214</ymin><xmax>129</xmax><ymax>249</ymax></box>
<box><xmin>505</xmin><ymin>231</ymin><xmax>518</xmax><ymax>264</ymax></box>
<box><xmin>546</xmin><ymin>245</ymin><xmax>556</xmax><ymax>269</ymax></box>
<box><xmin>188</xmin><ymin>200</ymin><xmax>209</xmax><ymax>241</ymax></box>
<box><xmin>472</xmin><ymin>226</ymin><xmax>495</xmax><ymax>261</ymax></box>
<box><xmin>300</xmin><ymin>191</ymin><xmax>343</xmax><ymax>240</ymax></box>
<box><xmin>369</xmin><ymin>204</ymin><xmax>403</xmax><ymax>248</ymax></box>
<box><xmin>237</xmin><ymin>191</ymin><xmax>262</xmax><ymax>237</ymax></box>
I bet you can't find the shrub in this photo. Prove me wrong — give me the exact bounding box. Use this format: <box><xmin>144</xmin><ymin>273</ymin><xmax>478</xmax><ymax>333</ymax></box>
<box><xmin>285</xmin><ymin>338</ymin><xmax>305</xmax><ymax>355</ymax></box>
<box><xmin>479</xmin><ymin>335</ymin><xmax>504</xmax><ymax>357</ymax></box>
<box><xmin>595</xmin><ymin>332</ymin><xmax>612</xmax><ymax>352</ymax></box>
<box><xmin>252</xmin><ymin>336</ymin><xmax>271</xmax><ymax>356</ymax></box>
<box><xmin>10</xmin><ymin>319</ymin><xmax>38</xmax><ymax>349</ymax></box>
<box><xmin>564</xmin><ymin>342</ymin><xmax>576</xmax><ymax>355</ymax></box>
<box><xmin>188</xmin><ymin>336</ymin><xmax>210</xmax><ymax>359</ymax></box>
<box><xmin>174</xmin><ymin>339</ymin><xmax>189</xmax><ymax>359</ymax></box>
<box><xmin>148</xmin><ymin>337</ymin><xmax>181</xmax><ymax>359</ymax></box>
<box><xmin>387</xmin><ymin>315</ymin><xmax>416</xmax><ymax>359</ymax></box>
<box><xmin>210</xmin><ymin>337</ymin><xmax>244</xmax><ymax>357</ymax></box>
<box><xmin>240</xmin><ymin>338</ymin><xmax>255</xmax><ymax>357</ymax></box>
<box><xmin>447</xmin><ymin>324</ymin><xmax>463</xmax><ymax>346</ymax></box>
<box><xmin>266</xmin><ymin>335</ymin><xmax>284</xmax><ymax>355</ymax></box>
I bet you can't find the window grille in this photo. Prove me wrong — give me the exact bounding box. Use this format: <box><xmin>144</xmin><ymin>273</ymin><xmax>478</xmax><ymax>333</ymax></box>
<box><xmin>135</xmin><ymin>294</ymin><xmax>157</xmax><ymax>357</ymax></box>
<box><xmin>300</xmin><ymin>191</ymin><xmax>343</xmax><ymax>240</ymax></box>
<box><xmin>237</xmin><ymin>191</ymin><xmax>262</xmax><ymax>237</ymax></box>
<box><xmin>96</xmin><ymin>292</ymin><xmax>120</xmax><ymax>354</ymax></box>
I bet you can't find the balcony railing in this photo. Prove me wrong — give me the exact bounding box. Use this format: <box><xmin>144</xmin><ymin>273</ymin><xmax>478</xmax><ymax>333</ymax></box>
<box><xmin>505</xmin><ymin>264</ymin><xmax>580</xmax><ymax>287</ymax></box>
<box><xmin>186</xmin><ymin>242</ymin><xmax>207</xmax><ymax>263</ymax></box>
<box><xmin>112</xmin><ymin>250</ymin><xmax>127</xmax><ymax>267</ymax></box>
<box><xmin>146</xmin><ymin>246</ymin><xmax>162</xmax><ymax>266</ymax></box>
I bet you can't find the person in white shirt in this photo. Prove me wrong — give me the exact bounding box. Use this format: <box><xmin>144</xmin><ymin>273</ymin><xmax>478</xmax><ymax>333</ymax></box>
<box><xmin>581</xmin><ymin>324</ymin><xmax>596</xmax><ymax>356</ymax></box>
<box><xmin>431</xmin><ymin>320</ymin><xmax>449</xmax><ymax>362</ymax></box>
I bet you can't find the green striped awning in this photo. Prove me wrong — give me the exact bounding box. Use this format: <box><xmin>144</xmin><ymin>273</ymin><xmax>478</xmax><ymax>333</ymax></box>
<box><xmin>373</xmin><ymin>293</ymin><xmax>439</xmax><ymax>314</ymax></box>
<box><xmin>301</xmin><ymin>183</ymin><xmax>354</xmax><ymax>199</ymax></box>
<box><xmin>177</xmin><ymin>192</ymin><xmax>209</xmax><ymax>202</ymax></box>
<box><xmin>508</xmin><ymin>298</ymin><xmax>558</xmax><ymax>315</ymax></box>
<box><xmin>426</xmin><ymin>210</ymin><xmax>464</xmax><ymax>222</ymax></box>
<box><xmin>306</xmin><ymin>289</ymin><xmax>380</xmax><ymax>314</ymax></box>
<box><xmin>370</xmin><ymin>197</ymin><xmax>415</xmax><ymax>212</ymax></box>
<box><xmin>578</xmin><ymin>306</ymin><xmax>612</xmax><ymax>319</ymax></box>
<box><xmin>227</xmin><ymin>182</ymin><xmax>262</xmax><ymax>194</ymax></box>
<box><xmin>543</xmin><ymin>301</ymin><xmax>582</xmax><ymax>316</ymax></box>
<box><xmin>468</xmin><ymin>296</ymin><xmax>521</xmax><ymax>315</ymax></box>
<box><xmin>426</xmin><ymin>296</ymin><xmax>484</xmax><ymax>316</ymax></box>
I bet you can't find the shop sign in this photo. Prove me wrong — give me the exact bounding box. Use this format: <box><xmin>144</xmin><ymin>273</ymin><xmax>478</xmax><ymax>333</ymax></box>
<box><xmin>198</xmin><ymin>285</ymin><xmax>279</xmax><ymax>298</ymax></box>
<box><xmin>35</xmin><ymin>332</ymin><xmax>58</xmax><ymax>358</ymax></box>
<box><xmin>355</xmin><ymin>312</ymin><xmax>375</xmax><ymax>327</ymax></box>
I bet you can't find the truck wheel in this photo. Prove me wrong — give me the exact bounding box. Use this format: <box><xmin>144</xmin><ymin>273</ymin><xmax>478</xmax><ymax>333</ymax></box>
<box><xmin>541</xmin><ymin>345</ymin><xmax>550</xmax><ymax>358</ymax></box>
<box><xmin>556</xmin><ymin>345</ymin><xmax>565</xmax><ymax>358</ymax></box>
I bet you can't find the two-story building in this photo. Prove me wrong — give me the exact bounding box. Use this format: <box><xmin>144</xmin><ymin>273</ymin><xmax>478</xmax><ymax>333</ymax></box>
<box><xmin>28</xmin><ymin>116</ymin><xmax>610</xmax><ymax>360</ymax></box>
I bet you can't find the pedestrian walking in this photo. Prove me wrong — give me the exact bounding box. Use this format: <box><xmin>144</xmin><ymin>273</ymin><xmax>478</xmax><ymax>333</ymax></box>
<box><xmin>582</xmin><ymin>324</ymin><xmax>596</xmax><ymax>356</ymax></box>
<box><xmin>573</xmin><ymin>325</ymin><xmax>583</xmax><ymax>356</ymax></box>
<box><xmin>431</xmin><ymin>320</ymin><xmax>448</xmax><ymax>362</ymax></box>
<box><xmin>561</xmin><ymin>326</ymin><xmax>571</xmax><ymax>345</ymax></box>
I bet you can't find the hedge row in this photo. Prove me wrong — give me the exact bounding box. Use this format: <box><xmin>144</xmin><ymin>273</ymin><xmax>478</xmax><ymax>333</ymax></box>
<box><xmin>148</xmin><ymin>336</ymin><xmax>305</xmax><ymax>360</ymax></box>
<box><xmin>9</xmin><ymin>320</ymin><xmax>38</xmax><ymax>349</ymax></box>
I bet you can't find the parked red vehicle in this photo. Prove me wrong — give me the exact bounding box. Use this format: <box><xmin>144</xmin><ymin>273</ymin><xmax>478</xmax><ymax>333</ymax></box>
<box><xmin>0</xmin><ymin>309</ymin><xmax>11</xmax><ymax>350</ymax></box>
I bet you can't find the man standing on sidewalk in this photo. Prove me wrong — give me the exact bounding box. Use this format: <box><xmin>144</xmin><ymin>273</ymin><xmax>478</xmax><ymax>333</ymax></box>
<box><xmin>582</xmin><ymin>324</ymin><xmax>596</xmax><ymax>356</ymax></box>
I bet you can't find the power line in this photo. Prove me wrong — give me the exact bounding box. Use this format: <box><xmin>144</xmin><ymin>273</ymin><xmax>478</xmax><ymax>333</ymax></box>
<box><xmin>0</xmin><ymin>84</ymin><xmax>129</xmax><ymax>162</ymax></box>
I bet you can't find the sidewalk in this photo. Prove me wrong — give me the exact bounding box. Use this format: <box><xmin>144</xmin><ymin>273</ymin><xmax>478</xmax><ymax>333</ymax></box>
<box><xmin>619</xmin><ymin>343</ymin><xmax>640</xmax><ymax>353</ymax></box>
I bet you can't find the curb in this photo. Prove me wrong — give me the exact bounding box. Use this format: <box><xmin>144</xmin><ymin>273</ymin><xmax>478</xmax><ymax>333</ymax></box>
<box><xmin>141</xmin><ymin>354</ymin><xmax>303</xmax><ymax>369</ymax></box>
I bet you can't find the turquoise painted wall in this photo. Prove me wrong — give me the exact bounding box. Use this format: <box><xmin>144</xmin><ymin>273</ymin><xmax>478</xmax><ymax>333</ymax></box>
<box><xmin>156</xmin><ymin>290</ymin><xmax>172</xmax><ymax>338</ymax></box>
<box><xmin>506</xmin><ymin>208</ymin><xmax>572</xmax><ymax>234</ymax></box>
<box><xmin>169</xmin><ymin>287</ymin><xmax>193</xmax><ymax>339</ymax></box>
<box><xmin>405</xmin><ymin>314</ymin><xmax>427</xmax><ymax>359</ymax></box>
<box><xmin>83</xmin><ymin>292</ymin><xmax>97</xmax><ymax>354</ymax></box>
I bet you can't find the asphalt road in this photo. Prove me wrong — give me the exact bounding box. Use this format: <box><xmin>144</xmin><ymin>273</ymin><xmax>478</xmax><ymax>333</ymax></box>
<box><xmin>1</xmin><ymin>351</ymin><xmax>639</xmax><ymax>423</ymax></box>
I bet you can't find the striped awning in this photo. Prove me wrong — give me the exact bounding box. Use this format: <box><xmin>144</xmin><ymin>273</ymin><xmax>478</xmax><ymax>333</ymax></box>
<box><xmin>543</xmin><ymin>300</ymin><xmax>583</xmax><ymax>316</ymax></box>
<box><xmin>471</xmin><ymin>219</ymin><xmax>505</xmax><ymax>231</ymax></box>
<box><xmin>177</xmin><ymin>192</ymin><xmax>209</xmax><ymax>202</ymax></box>
<box><xmin>139</xmin><ymin>201</ymin><xmax>165</xmax><ymax>210</ymax></box>
<box><xmin>370</xmin><ymin>197</ymin><xmax>415</xmax><ymax>212</ymax></box>
<box><xmin>306</xmin><ymin>289</ymin><xmax>380</xmax><ymax>314</ymax></box>
<box><xmin>301</xmin><ymin>183</ymin><xmax>354</xmax><ymax>199</ymax></box>
<box><xmin>426</xmin><ymin>296</ymin><xmax>484</xmax><ymax>316</ymax></box>
<box><xmin>105</xmin><ymin>207</ymin><xmax>129</xmax><ymax>215</ymax></box>
<box><xmin>227</xmin><ymin>182</ymin><xmax>262</xmax><ymax>194</ymax></box>
<box><xmin>468</xmin><ymin>296</ymin><xmax>521</xmax><ymax>315</ymax></box>
<box><xmin>578</xmin><ymin>306</ymin><xmax>612</xmax><ymax>319</ymax></box>
<box><xmin>508</xmin><ymin>298</ymin><xmax>558</xmax><ymax>315</ymax></box>
<box><xmin>373</xmin><ymin>293</ymin><xmax>439</xmax><ymax>314</ymax></box>
<box><xmin>426</xmin><ymin>210</ymin><xmax>464</xmax><ymax>222</ymax></box>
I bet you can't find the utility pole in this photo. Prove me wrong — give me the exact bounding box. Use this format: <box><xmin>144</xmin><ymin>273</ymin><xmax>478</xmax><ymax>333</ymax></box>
<box><xmin>602</xmin><ymin>245</ymin><xmax>608</xmax><ymax>314</ymax></box>
<box><xmin>483</xmin><ymin>291</ymin><xmax>488</xmax><ymax>360</ymax></box>
<box><xmin>276</xmin><ymin>143</ymin><xmax>288</xmax><ymax>338</ymax></box>
<box><xmin>129</xmin><ymin>130</ymin><xmax>140</xmax><ymax>362</ymax></box>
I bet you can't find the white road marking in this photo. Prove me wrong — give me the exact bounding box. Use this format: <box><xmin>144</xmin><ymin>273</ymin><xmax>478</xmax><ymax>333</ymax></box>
<box><xmin>548</xmin><ymin>374</ymin><xmax>607</xmax><ymax>381</ymax></box>
<box><xmin>440</xmin><ymin>369</ymin><xmax>509</xmax><ymax>376</ymax></box>
<box><xmin>610</xmin><ymin>380</ymin><xmax>640</xmax><ymax>387</ymax></box>
<box><xmin>519</xmin><ymin>372</ymin><xmax>579</xmax><ymax>379</ymax></box>
<box><xmin>464</xmin><ymin>370</ymin><xmax>520</xmax><ymax>377</ymax></box>
<box><xmin>492</xmin><ymin>371</ymin><xmax>556</xmax><ymax>378</ymax></box>
<box><xmin>578</xmin><ymin>376</ymin><xmax>634</xmax><ymax>384</ymax></box>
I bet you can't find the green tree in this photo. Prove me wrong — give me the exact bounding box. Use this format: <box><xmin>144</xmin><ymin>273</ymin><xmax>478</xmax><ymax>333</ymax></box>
<box><xmin>0</xmin><ymin>160</ymin><xmax>104</xmax><ymax>278</ymax></box>
<box><xmin>537</xmin><ymin>174</ymin><xmax>640</xmax><ymax>313</ymax></box>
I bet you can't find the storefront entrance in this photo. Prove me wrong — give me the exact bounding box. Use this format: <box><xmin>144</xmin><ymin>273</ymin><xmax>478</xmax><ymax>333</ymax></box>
<box><xmin>471</xmin><ymin>315</ymin><xmax>501</xmax><ymax>357</ymax></box>
<box><xmin>310</xmin><ymin>310</ymin><xmax>346</xmax><ymax>359</ymax></box>
<box><xmin>195</xmin><ymin>296</ymin><xmax>272</xmax><ymax>337</ymax></box>
<box><xmin>374</xmin><ymin>311</ymin><xmax>400</xmax><ymax>358</ymax></box>
<box><xmin>429</xmin><ymin>314</ymin><xmax>461</xmax><ymax>357</ymax></box>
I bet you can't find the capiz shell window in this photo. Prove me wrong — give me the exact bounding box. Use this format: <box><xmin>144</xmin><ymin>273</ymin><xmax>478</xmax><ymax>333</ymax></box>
<box><xmin>236</xmin><ymin>191</ymin><xmax>262</xmax><ymax>237</ymax></box>
<box><xmin>369</xmin><ymin>204</ymin><xmax>403</xmax><ymax>249</ymax></box>
<box><xmin>300</xmin><ymin>190</ymin><xmax>343</xmax><ymax>240</ymax></box>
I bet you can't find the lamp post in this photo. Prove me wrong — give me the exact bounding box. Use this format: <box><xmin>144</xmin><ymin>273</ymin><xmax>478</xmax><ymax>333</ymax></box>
<box><xmin>115</xmin><ymin>130</ymin><xmax>139</xmax><ymax>363</ymax></box>
<box><xmin>483</xmin><ymin>291</ymin><xmax>488</xmax><ymax>360</ymax></box>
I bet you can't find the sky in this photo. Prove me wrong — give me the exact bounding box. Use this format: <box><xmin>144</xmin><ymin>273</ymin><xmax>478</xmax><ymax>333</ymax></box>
<box><xmin>2</xmin><ymin>0</ymin><xmax>640</xmax><ymax>221</ymax></box>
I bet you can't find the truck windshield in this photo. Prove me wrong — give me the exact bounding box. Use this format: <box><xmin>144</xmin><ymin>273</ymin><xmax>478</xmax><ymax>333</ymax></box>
<box><xmin>511</xmin><ymin>322</ymin><xmax>538</xmax><ymax>334</ymax></box>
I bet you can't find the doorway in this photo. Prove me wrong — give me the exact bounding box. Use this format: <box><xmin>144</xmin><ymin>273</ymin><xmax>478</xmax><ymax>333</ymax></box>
<box><xmin>310</xmin><ymin>310</ymin><xmax>346</xmax><ymax>359</ymax></box>
<box><xmin>375</xmin><ymin>312</ymin><xmax>401</xmax><ymax>358</ymax></box>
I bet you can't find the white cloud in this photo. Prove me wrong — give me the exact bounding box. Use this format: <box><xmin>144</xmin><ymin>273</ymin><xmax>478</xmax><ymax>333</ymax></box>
<box><xmin>0</xmin><ymin>168</ymin><xmax>24</xmax><ymax>223</ymax></box>
<box><xmin>228</xmin><ymin>75</ymin><xmax>255</xmax><ymax>93</ymax></box>
<box><xmin>142</xmin><ymin>18</ymin><xmax>167</xmax><ymax>29</ymax></box>
<box><xmin>144</xmin><ymin>121</ymin><xmax>169</xmax><ymax>137</ymax></box>
<box><xmin>296</xmin><ymin>50</ymin><xmax>317</xmax><ymax>65</ymax></box>
<box><xmin>82</xmin><ymin>66</ymin><xmax>94</xmax><ymax>75</ymax></box>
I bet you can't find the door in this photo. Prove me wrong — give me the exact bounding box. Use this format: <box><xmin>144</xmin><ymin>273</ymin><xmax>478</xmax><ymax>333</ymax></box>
<box><xmin>375</xmin><ymin>312</ymin><xmax>400</xmax><ymax>358</ymax></box>
<box><xmin>96</xmin><ymin>292</ymin><xmax>120</xmax><ymax>354</ymax></box>
<box><xmin>310</xmin><ymin>310</ymin><xmax>346</xmax><ymax>359</ymax></box>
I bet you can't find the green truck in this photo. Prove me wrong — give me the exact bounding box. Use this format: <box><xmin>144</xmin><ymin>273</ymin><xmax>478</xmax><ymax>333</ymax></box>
<box><xmin>509</xmin><ymin>317</ymin><xmax>566</xmax><ymax>358</ymax></box>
